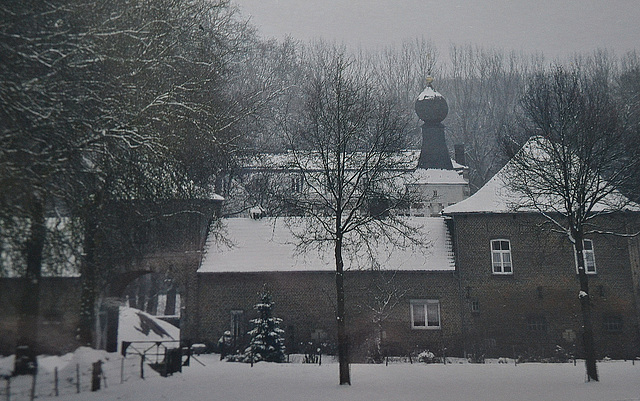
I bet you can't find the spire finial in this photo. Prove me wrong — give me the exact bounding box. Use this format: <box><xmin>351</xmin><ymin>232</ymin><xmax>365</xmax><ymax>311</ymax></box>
<box><xmin>426</xmin><ymin>75</ymin><xmax>434</xmax><ymax>87</ymax></box>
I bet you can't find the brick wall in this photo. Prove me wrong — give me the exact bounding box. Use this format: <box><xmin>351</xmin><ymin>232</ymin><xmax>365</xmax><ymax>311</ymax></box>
<box><xmin>451</xmin><ymin>213</ymin><xmax>640</xmax><ymax>359</ymax></box>
<box><xmin>187</xmin><ymin>270</ymin><xmax>462</xmax><ymax>362</ymax></box>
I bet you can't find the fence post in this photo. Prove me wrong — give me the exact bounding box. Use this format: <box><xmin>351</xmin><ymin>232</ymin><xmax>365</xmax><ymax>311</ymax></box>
<box><xmin>76</xmin><ymin>364</ymin><xmax>80</xmax><ymax>394</ymax></box>
<box><xmin>29</xmin><ymin>374</ymin><xmax>36</xmax><ymax>401</ymax></box>
<box><xmin>120</xmin><ymin>358</ymin><xmax>124</xmax><ymax>384</ymax></box>
<box><xmin>5</xmin><ymin>376</ymin><xmax>10</xmax><ymax>401</ymax></box>
<box><xmin>91</xmin><ymin>361</ymin><xmax>102</xmax><ymax>392</ymax></box>
<box><xmin>140</xmin><ymin>355</ymin><xmax>145</xmax><ymax>380</ymax></box>
<box><xmin>54</xmin><ymin>367</ymin><xmax>59</xmax><ymax>397</ymax></box>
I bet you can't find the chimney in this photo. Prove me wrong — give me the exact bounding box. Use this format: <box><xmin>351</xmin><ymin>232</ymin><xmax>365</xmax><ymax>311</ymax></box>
<box><xmin>454</xmin><ymin>144</ymin><xmax>466</xmax><ymax>166</ymax></box>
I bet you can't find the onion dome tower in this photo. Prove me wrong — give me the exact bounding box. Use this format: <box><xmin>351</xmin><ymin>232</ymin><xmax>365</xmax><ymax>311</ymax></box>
<box><xmin>415</xmin><ymin>76</ymin><xmax>453</xmax><ymax>170</ymax></box>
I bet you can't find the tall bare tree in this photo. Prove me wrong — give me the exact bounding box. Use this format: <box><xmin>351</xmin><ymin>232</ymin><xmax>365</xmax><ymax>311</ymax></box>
<box><xmin>281</xmin><ymin>43</ymin><xmax>423</xmax><ymax>385</ymax></box>
<box><xmin>503</xmin><ymin>66</ymin><xmax>639</xmax><ymax>381</ymax></box>
<box><xmin>443</xmin><ymin>45</ymin><xmax>540</xmax><ymax>191</ymax></box>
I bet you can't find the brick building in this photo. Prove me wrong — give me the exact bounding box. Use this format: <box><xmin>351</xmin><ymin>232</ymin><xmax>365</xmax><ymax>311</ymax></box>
<box><xmin>443</xmin><ymin>146</ymin><xmax>640</xmax><ymax>360</ymax></box>
<box><xmin>185</xmin><ymin>82</ymin><xmax>640</xmax><ymax>362</ymax></box>
<box><xmin>184</xmin><ymin>217</ymin><xmax>464</xmax><ymax>361</ymax></box>
<box><xmin>187</xmin><ymin>183</ymin><xmax>640</xmax><ymax>361</ymax></box>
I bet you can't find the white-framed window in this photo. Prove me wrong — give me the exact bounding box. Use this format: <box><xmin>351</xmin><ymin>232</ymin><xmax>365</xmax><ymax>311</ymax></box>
<box><xmin>575</xmin><ymin>239</ymin><xmax>597</xmax><ymax>274</ymax></box>
<box><xmin>410</xmin><ymin>299</ymin><xmax>441</xmax><ymax>329</ymax></box>
<box><xmin>491</xmin><ymin>239</ymin><xmax>513</xmax><ymax>274</ymax></box>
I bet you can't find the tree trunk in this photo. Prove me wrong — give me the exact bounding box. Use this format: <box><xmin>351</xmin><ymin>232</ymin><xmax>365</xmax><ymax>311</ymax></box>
<box><xmin>14</xmin><ymin>195</ymin><xmax>45</xmax><ymax>375</ymax></box>
<box><xmin>145</xmin><ymin>275</ymin><xmax>158</xmax><ymax>315</ymax></box>
<box><xmin>335</xmin><ymin>235</ymin><xmax>350</xmax><ymax>385</ymax></box>
<box><xmin>78</xmin><ymin>208</ymin><xmax>98</xmax><ymax>346</ymax></box>
<box><xmin>165</xmin><ymin>285</ymin><xmax>177</xmax><ymax>316</ymax></box>
<box><xmin>575</xmin><ymin>235</ymin><xmax>599</xmax><ymax>381</ymax></box>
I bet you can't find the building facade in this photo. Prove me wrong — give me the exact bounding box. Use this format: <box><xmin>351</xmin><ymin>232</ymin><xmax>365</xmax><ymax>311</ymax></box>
<box><xmin>448</xmin><ymin>212</ymin><xmax>640</xmax><ymax>360</ymax></box>
<box><xmin>186</xmin><ymin>211</ymin><xmax>640</xmax><ymax>361</ymax></box>
<box><xmin>185</xmin><ymin>82</ymin><xmax>640</xmax><ymax>362</ymax></box>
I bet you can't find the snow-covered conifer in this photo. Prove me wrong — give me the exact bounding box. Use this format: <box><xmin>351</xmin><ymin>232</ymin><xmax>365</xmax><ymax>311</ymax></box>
<box><xmin>245</xmin><ymin>290</ymin><xmax>286</xmax><ymax>363</ymax></box>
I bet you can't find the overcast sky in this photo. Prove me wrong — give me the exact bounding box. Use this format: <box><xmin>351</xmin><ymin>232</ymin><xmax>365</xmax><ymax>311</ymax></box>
<box><xmin>234</xmin><ymin>0</ymin><xmax>640</xmax><ymax>59</ymax></box>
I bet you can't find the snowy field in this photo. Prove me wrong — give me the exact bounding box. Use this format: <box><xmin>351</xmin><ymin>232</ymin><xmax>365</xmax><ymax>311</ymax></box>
<box><xmin>3</xmin><ymin>353</ymin><xmax>637</xmax><ymax>401</ymax></box>
<box><xmin>1</xmin><ymin>307</ymin><xmax>638</xmax><ymax>400</ymax></box>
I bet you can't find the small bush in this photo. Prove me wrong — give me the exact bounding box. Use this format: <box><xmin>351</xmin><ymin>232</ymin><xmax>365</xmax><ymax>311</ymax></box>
<box><xmin>418</xmin><ymin>350</ymin><xmax>438</xmax><ymax>364</ymax></box>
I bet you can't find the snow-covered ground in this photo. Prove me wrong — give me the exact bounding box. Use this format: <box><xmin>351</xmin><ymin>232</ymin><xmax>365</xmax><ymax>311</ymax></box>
<box><xmin>3</xmin><ymin>354</ymin><xmax>636</xmax><ymax>401</ymax></box>
<box><xmin>2</xmin><ymin>306</ymin><xmax>638</xmax><ymax>400</ymax></box>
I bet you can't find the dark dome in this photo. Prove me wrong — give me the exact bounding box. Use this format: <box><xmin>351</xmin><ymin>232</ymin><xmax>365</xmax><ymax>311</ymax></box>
<box><xmin>414</xmin><ymin>78</ymin><xmax>448</xmax><ymax>123</ymax></box>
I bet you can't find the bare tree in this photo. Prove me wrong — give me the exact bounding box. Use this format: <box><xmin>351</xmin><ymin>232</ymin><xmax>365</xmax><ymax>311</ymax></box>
<box><xmin>371</xmin><ymin>38</ymin><xmax>440</xmax><ymax>147</ymax></box>
<box><xmin>503</xmin><ymin>66</ymin><xmax>639</xmax><ymax>381</ymax></box>
<box><xmin>616</xmin><ymin>52</ymin><xmax>640</xmax><ymax>202</ymax></box>
<box><xmin>443</xmin><ymin>45</ymin><xmax>540</xmax><ymax>191</ymax></box>
<box><xmin>0</xmin><ymin>0</ymin><xmax>257</xmax><ymax>355</ymax></box>
<box><xmin>281</xmin><ymin>43</ymin><xmax>423</xmax><ymax>385</ymax></box>
<box><xmin>356</xmin><ymin>270</ymin><xmax>409</xmax><ymax>363</ymax></box>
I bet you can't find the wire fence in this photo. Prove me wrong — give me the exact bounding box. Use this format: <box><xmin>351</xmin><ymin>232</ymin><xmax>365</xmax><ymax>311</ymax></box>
<box><xmin>0</xmin><ymin>355</ymin><xmax>155</xmax><ymax>401</ymax></box>
<box><xmin>0</xmin><ymin>341</ymin><xmax>192</xmax><ymax>401</ymax></box>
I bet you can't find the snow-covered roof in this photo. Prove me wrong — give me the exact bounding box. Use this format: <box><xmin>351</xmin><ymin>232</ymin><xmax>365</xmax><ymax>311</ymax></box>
<box><xmin>117</xmin><ymin>306</ymin><xmax>180</xmax><ymax>353</ymax></box>
<box><xmin>409</xmin><ymin>168</ymin><xmax>467</xmax><ymax>185</ymax></box>
<box><xmin>444</xmin><ymin>136</ymin><xmax>640</xmax><ymax>215</ymax></box>
<box><xmin>442</xmin><ymin>166</ymin><xmax>520</xmax><ymax>214</ymax></box>
<box><xmin>451</xmin><ymin>159</ymin><xmax>466</xmax><ymax>170</ymax></box>
<box><xmin>242</xmin><ymin>150</ymin><xmax>466</xmax><ymax>173</ymax></box>
<box><xmin>416</xmin><ymin>85</ymin><xmax>443</xmax><ymax>101</ymax></box>
<box><xmin>198</xmin><ymin>217</ymin><xmax>455</xmax><ymax>273</ymax></box>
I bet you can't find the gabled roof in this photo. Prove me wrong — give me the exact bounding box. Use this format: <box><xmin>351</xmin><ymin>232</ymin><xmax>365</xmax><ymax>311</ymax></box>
<box><xmin>198</xmin><ymin>217</ymin><xmax>455</xmax><ymax>273</ymax></box>
<box><xmin>443</xmin><ymin>136</ymin><xmax>639</xmax><ymax>215</ymax></box>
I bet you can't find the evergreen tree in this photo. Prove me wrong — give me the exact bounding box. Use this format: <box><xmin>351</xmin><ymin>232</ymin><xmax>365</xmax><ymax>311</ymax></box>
<box><xmin>245</xmin><ymin>291</ymin><xmax>286</xmax><ymax>363</ymax></box>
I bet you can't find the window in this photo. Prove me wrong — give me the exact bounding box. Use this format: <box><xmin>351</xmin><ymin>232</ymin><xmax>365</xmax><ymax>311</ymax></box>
<box><xmin>491</xmin><ymin>239</ymin><xmax>513</xmax><ymax>274</ymax></box>
<box><xmin>603</xmin><ymin>316</ymin><xmax>623</xmax><ymax>333</ymax></box>
<box><xmin>230</xmin><ymin>310</ymin><xmax>244</xmax><ymax>339</ymax></box>
<box><xmin>575</xmin><ymin>239</ymin><xmax>597</xmax><ymax>274</ymax></box>
<box><xmin>291</xmin><ymin>176</ymin><xmax>303</xmax><ymax>193</ymax></box>
<box><xmin>527</xmin><ymin>316</ymin><xmax>547</xmax><ymax>332</ymax></box>
<box><xmin>470</xmin><ymin>299</ymin><xmax>480</xmax><ymax>313</ymax></box>
<box><xmin>410</xmin><ymin>300</ymin><xmax>440</xmax><ymax>329</ymax></box>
